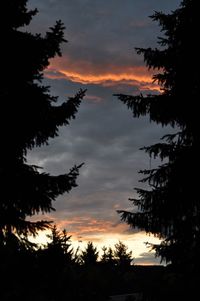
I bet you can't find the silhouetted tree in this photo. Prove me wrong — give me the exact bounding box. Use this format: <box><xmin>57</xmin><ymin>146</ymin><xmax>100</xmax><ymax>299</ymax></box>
<box><xmin>116</xmin><ymin>0</ymin><xmax>200</xmax><ymax>268</ymax></box>
<box><xmin>0</xmin><ymin>1</ymin><xmax>85</xmax><ymax>243</ymax></box>
<box><xmin>80</xmin><ymin>241</ymin><xmax>99</xmax><ymax>266</ymax></box>
<box><xmin>114</xmin><ymin>241</ymin><xmax>133</xmax><ymax>268</ymax></box>
<box><xmin>101</xmin><ymin>246</ymin><xmax>116</xmax><ymax>266</ymax></box>
<box><xmin>45</xmin><ymin>225</ymin><xmax>73</xmax><ymax>263</ymax></box>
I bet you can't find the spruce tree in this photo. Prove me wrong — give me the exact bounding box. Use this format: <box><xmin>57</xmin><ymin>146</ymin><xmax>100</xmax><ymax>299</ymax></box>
<box><xmin>80</xmin><ymin>241</ymin><xmax>99</xmax><ymax>266</ymax></box>
<box><xmin>46</xmin><ymin>225</ymin><xmax>73</xmax><ymax>261</ymax></box>
<box><xmin>116</xmin><ymin>0</ymin><xmax>200</xmax><ymax>268</ymax></box>
<box><xmin>0</xmin><ymin>1</ymin><xmax>85</xmax><ymax>242</ymax></box>
<box><xmin>101</xmin><ymin>246</ymin><xmax>116</xmax><ymax>266</ymax></box>
<box><xmin>114</xmin><ymin>241</ymin><xmax>133</xmax><ymax>268</ymax></box>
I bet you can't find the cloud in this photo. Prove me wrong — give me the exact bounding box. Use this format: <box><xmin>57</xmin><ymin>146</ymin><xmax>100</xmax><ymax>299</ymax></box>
<box><xmin>29</xmin><ymin>0</ymin><xmax>180</xmax><ymax>70</ymax></box>
<box><xmin>55</xmin><ymin>216</ymin><xmax>130</xmax><ymax>237</ymax></box>
<box><xmin>27</xmin><ymin>0</ymin><xmax>180</xmax><ymax>264</ymax></box>
<box><xmin>45</xmin><ymin>61</ymin><xmax>160</xmax><ymax>92</ymax></box>
<box><xmin>27</xmin><ymin>75</ymin><xmax>173</xmax><ymax>239</ymax></box>
<box><xmin>134</xmin><ymin>252</ymin><xmax>162</xmax><ymax>265</ymax></box>
<box><xmin>30</xmin><ymin>213</ymin><xmax>139</xmax><ymax>243</ymax></box>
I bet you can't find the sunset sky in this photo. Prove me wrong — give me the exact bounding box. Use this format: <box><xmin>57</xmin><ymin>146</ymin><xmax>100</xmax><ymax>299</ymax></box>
<box><xmin>27</xmin><ymin>0</ymin><xmax>180</xmax><ymax>265</ymax></box>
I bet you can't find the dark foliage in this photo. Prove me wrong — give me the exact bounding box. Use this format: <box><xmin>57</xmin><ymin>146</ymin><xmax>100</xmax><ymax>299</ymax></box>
<box><xmin>0</xmin><ymin>0</ymin><xmax>85</xmax><ymax>242</ymax></box>
<box><xmin>0</xmin><ymin>227</ymin><xmax>138</xmax><ymax>301</ymax></box>
<box><xmin>116</xmin><ymin>0</ymin><xmax>200</xmax><ymax>269</ymax></box>
<box><xmin>114</xmin><ymin>240</ymin><xmax>133</xmax><ymax>269</ymax></box>
<box><xmin>80</xmin><ymin>241</ymin><xmax>99</xmax><ymax>266</ymax></box>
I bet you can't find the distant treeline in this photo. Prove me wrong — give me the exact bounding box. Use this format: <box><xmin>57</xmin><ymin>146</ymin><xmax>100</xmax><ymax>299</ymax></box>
<box><xmin>1</xmin><ymin>225</ymin><xmax>199</xmax><ymax>301</ymax></box>
<box><xmin>0</xmin><ymin>225</ymin><xmax>137</xmax><ymax>300</ymax></box>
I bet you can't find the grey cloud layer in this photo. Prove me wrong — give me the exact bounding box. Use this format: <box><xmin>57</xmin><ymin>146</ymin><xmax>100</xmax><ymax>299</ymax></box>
<box><xmin>28</xmin><ymin>78</ymin><xmax>171</xmax><ymax>224</ymax></box>
<box><xmin>27</xmin><ymin>0</ymin><xmax>180</xmax><ymax>262</ymax></box>
<box><xmin>29</xmin><ymin>0</ymin><xmax>180</xmax><ymax>68</ymax></box>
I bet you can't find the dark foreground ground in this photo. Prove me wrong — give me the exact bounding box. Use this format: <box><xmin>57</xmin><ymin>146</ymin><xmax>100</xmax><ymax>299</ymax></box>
<box><xmin>1</xmin><ymin>253</ymin><xmax>199</xmax><ymax>301</ymax></box>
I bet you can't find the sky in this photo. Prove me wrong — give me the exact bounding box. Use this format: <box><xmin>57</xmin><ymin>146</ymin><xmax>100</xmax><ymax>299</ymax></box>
<box><xmin>27</xmin><ymin>0</ymin><xmax>180</xmax><ymax>265</ymax></box>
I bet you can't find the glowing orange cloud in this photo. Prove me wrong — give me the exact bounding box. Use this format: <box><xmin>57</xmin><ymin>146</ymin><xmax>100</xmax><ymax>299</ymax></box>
<box><xmin>29</xmin><ymin>215</ymin><xmax>161</xmax><ymax>262</ymax></box>
<box><xmin>45</xmin><ymin>57</ymin><xmax>160</xmax><ymax>92</ymax></box>
<box><xmin>54</xmin><ymin>216</ymin><xmax>128</xmax><ymax>238</ymax></box>
<box><xmin>45</xmin><ymin>68</ymin><xmax>160</xmax><ymax>92</ymax></box>
<box><xmin>47</xmin><ymin>69</ymin><xmax>150</xmax><ymax>84</ymax></box>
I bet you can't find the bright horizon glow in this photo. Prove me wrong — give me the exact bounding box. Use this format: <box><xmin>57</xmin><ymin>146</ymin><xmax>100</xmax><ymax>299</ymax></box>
<box><xmin>29</xmin><ymin>229</ymin><xmax>162</xmax><ymax>265</ymax></box>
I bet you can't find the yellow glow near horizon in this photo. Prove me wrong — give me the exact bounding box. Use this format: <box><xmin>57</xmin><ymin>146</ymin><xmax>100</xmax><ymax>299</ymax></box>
<box><xmin>29</xmin><ymin>229</ymin><xmax>161</xmax><ymax>264</ymax></box>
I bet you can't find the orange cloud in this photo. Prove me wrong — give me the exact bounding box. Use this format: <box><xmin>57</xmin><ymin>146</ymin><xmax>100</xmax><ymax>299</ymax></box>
<box><xmin>46</xmin><ymin>69</ymin><xmax>150</xmax><ymax>84</ymax></box>
<box><xmin>45</xmin><ymin>57</ymin><xmax>160</xmax><ymax>92</ymax></box>
<box><xmin>54</xmin><ymin>216</ymin><xmax>128</xmax><ymax>238</ymax></box>
<box><xmin>29</xmin><ymin>215</ymin><xmax>161</xmax><ymax>262</ymax></box>
<box><xmin>45</xmin><ymin>68</ymin><xmax>160</xmax><ymax>92</ymax></box>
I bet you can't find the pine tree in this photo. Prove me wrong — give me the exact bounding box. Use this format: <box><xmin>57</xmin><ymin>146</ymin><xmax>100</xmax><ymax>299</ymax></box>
<box><xmin>101</xmin><ymin>246</ymin><xmax>116</xmax><ymax>266</ymax></box>
<box><xmin>80</xmin><ymin>241</ymin><xmax>99</xmax><ymax>266</ymax></box>
<box><xmin>44</xmin><ymin>225</ymin><xmax>74</xmax><ymax>266</ymax></box>
<box><xmin>0</xmin><ymin>1</ymin><xmax>85</xmax><ymax>242</ymax></box>
<box><xmin>113</xmin><ymin>241</ymin><xmax>133</xmax><ymax>268</ymax></box>
<box><xmin>116</xmin><ymin>0</ymin><xmax>200</xmax><ymax>268</ymax></box>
